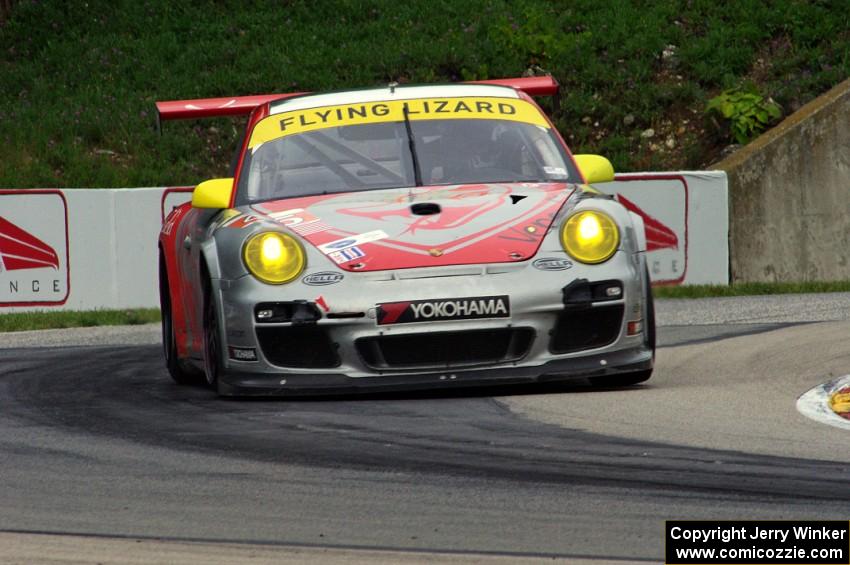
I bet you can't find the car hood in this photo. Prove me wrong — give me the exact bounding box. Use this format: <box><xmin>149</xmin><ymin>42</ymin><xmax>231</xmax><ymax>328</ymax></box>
<box><xmin>249</xmin><ymin>183</ymin><xmax>576</xmax><ymax>272</ymax></box>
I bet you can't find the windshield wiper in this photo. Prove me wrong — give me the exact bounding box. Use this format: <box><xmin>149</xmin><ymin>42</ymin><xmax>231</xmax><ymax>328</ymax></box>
<box><xmin>402</xmin><ymin>105</ymin><xmax>423</xmax><ymax>187</ymax></box>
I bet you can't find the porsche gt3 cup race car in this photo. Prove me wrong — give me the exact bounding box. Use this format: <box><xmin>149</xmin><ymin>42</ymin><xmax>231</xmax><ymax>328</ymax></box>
<box><xmin>157</xmin><ymin>76</ymin><xmax>655</xmax><ymax>396</ymax></box>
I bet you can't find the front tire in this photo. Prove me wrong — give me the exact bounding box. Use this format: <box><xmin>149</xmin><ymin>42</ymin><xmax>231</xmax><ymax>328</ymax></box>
<box><xmin>202</xmin><ymin>275</ymin><xmax>222</xmax><ymax>391</ymax></box>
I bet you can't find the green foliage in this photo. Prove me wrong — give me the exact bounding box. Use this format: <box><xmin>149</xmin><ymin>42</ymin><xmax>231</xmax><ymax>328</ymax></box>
<box><xmin>0</xmin><ymin>0</ymin><xmax>848</xmax><ymax>187</ymax></box>
<box><xmin>706</xmin><ymin>85</ymin><xmax>782</xmax><ymax>144</ymax></box>
<box><xmin>0</xmin><ymin>308</ymin><xmax>161</xmax><ymax>332</ymax></box>
<box><xmin>654</xmin><ymin>281</ymin><xmax>850</xmax><ymax>299</ymax></box>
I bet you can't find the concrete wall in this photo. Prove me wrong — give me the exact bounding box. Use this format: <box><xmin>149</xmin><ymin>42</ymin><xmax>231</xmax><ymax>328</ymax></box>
<box><xmin>715</xmin><ymin>77</ymin><xmax>850</xmax><ymax>282</ymax></box>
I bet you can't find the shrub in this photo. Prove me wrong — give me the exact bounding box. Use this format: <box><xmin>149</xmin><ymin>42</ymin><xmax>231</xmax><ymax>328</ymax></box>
<box><xmin>706</xmin><ymin>85</ymin><xmax>782</xmax><ymax>144</ymax></box>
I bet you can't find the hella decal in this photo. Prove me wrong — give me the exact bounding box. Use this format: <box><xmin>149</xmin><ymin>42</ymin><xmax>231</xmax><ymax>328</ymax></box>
<box><xmin>533</xmin><ymin>257</ymin><xmax>573</xmax><ymax>271</ymax></box>
<box><xmin>302</xmin><ymin>271</ymin><xmax>344</xmax><ymax>286</ymax></box>
<box><xmin>377</xmin><ymin>295</ymin><xmax>510</xmax><ymax>325</ymax></box>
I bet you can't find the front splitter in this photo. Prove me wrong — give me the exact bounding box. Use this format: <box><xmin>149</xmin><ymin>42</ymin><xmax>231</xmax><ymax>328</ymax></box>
<box><xmin>218</xmin><ymin>346</ymin><xmax>653</xmax><ymax>396</ymax></box>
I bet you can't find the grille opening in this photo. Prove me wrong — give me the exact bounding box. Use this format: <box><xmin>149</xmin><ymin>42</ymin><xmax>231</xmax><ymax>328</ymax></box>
<box><xmin>357</xmin><ymin>328</ymin><xmax>534</xmax><ymax>369</ymax></box>
<box><xmin>326</xmin><ymin>312</ymin><xmax>365</xmax><ymax>319</ymax></box>
<box><xmin>255</xmin><ymin>301</ymin><xmax>322</xmax><ymax>324</ymax></box>
<box><xmin>562</xmin><ymin>279</ymin><xmax>623</xmax><ymax>306</ymax></box>
<box><xmin>256</xmin><ymin>326</ymin><xmax>339</xmax><ymax>368</ymax></box>
<box><xmin>549</xmin><ymin>304</ymin><xmax>624</xmax><ymax>354</ymax></box>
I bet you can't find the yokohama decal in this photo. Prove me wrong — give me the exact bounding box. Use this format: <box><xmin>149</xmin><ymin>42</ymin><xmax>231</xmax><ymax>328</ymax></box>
<box><xmin>0</xmin><ymin>190</ymin><xmax>70</xmax><ymax>307</ymax></box>
<box><xmin>377</xmin><ymin>295</ymin><xmax>510</xmax><ymax>325</ymax></box>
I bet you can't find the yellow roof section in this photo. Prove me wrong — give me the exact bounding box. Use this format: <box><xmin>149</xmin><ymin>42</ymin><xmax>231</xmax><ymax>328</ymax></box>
<box><xmin>249</xmin><ymin>97</ymin><xmax>549</xmax><ymax>149</ymax></box>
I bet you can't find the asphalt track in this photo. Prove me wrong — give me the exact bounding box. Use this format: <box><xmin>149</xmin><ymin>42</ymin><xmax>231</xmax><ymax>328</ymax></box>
<box><xmin>1</xmin><ymin>295</ymin><xmax>849</xmax><ymax>563</ymax></box>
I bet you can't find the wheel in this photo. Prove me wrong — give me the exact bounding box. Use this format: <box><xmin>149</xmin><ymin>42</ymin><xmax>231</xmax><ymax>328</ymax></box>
<box><xmin>201</xmin><ymin>275</ymin><xmax>222</xmax><ymax>391</ymax></box>
<box><xmin>160</xmin><ymin>256</ymin><xmax>201</xmax><ymax>385</ymax></box>
<box><xmin>590</xmin><ymin>265</ymin><xmax>655</xmax><ymax>387</ymax></box>
<box><xmin>641</xmin><ymin>266</ymin><xmax>656</xmax><ymax>359</ymax></box>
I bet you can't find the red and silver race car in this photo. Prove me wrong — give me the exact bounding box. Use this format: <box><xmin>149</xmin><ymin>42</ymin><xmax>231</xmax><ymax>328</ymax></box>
<box><xmin>157</xmin><ymin>76</ymin><xmax>655</xmax><ymax>396</ymax></box>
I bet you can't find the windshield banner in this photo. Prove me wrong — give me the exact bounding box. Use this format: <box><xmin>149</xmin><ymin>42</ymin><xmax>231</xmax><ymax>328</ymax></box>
<box><xmin>249</xmin><ymin>97</ymin><xmax>550</xmax><ymax>148</ymax></box>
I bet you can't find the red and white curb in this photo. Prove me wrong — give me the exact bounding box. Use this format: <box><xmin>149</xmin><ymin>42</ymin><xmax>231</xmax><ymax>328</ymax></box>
<box><xmin>796</xmin><ymin>375</ymin><xmax>850</xmax><ymax>431</ymax></box>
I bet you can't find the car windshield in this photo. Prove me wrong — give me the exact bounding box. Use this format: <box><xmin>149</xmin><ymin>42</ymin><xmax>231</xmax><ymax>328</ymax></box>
<box><xmin>236</xmin><ymin>98</ymin><xmax>580</xmax><ymax>204</ymax></box>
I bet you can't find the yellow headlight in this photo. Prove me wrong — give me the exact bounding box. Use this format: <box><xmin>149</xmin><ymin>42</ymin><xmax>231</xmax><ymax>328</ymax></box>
<box><xmin>243</xmin><ymin>232</ymin><xmax>305</xmax><ymax>284</ymax></box>
<box><xmin>561</xmin><ymin>210</ymin><xmax>619</xmax><ymax>264</ymax></box>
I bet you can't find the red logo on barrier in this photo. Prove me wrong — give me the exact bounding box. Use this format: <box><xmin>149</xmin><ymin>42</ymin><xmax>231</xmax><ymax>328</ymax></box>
<box><xmin>615</xmin><ymin>193</ymin><xmax>679</xmax><ymax>252</ymax></box>
<box><xmin>0</xmin><ymin>217</ymin><xmax>60</xmax><ymax>272</ymax></box>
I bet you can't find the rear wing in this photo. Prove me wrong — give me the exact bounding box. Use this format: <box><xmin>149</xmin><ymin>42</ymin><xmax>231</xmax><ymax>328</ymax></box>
<box><xmin>469</xmin><ymin>75</ymin><xmax>559</xmax><ymax>97</ymax></box>
<box><xmin>155</xmin><ymin>76</ymin><xmax>559</xmax><ymax>125</ymax></box>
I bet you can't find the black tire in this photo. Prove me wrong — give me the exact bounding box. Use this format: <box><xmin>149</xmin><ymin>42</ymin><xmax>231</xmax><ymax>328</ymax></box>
<box><xmin>201</xmin><ymin>274</ymin><xmax>222</xmax><ymax>391</ymax></box>
<box><xmin>638</xmin><ymin>266</ymin><xmax>656</xmax><ymax>362</ymax></box>
<box><xmin>159</xmin><ymin>255</ymin><xmax>200</xmax><ymax>385</ymax></box>
<box><xmin>590</xmin><ymin>266</ymin><xmax>655</xmax><ymax>387</ymax></box>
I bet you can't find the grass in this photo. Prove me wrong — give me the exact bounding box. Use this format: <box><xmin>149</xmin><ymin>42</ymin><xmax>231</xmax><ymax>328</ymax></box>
<box><xmin>1</xmin><ymin>0</ymin><xmax>849</xmax><ymax>188</ymax></box>
<box><xmin>654</xmin><ymin>281</ymin><xmax>850</xmax><ymax>299</ymax></box>
<box><xmin>0</xmin><ymin>308</ymin><xmax>160</xmax><ymax>332</ymax></box>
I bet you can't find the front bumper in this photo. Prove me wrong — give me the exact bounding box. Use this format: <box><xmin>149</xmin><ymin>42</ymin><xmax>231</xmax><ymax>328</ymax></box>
<box><xmin>214</xmin><ymin>250</ymin><xmax>651</xmax><ymax>396</ymax></box>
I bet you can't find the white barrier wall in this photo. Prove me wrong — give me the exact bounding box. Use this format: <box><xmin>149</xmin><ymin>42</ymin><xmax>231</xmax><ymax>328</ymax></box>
<box><xmin>601</xmin><ymin>171</ymin><xmax>729</xmax><ymax>286</ymax></box>
<box><xmin>0</xmin><ymin>187</ymin><xmax>192</xmax><ymax>313</ymax></box>
<box><xmin>0</xmin><ymin>172</ymin><xmax>727</xmax><ymax>312</ymax></box>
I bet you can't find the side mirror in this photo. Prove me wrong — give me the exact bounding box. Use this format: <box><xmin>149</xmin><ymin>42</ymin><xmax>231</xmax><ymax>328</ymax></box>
<box><xmin>192</xmin><ymin>178</ymin><xmax>234</xmax><ymax>209</ymax></box>
<box><xmin>573</xmin><ymin>154</ymin><xmax>615</xmax><ymax>184</ymax></box>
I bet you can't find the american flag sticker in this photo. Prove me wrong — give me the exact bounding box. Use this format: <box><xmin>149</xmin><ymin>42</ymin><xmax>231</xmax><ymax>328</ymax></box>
<box><xmin>328</xmin><ymin>246</ymin><xmax>365</xmax><ymax>264</ymax></box>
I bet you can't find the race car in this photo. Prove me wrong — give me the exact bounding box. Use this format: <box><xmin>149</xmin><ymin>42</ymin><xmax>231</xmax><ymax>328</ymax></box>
<box><xmin>156</xmin><ymin>76</ymin><xmax>655</xmax><ymax>396</ymax></box>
